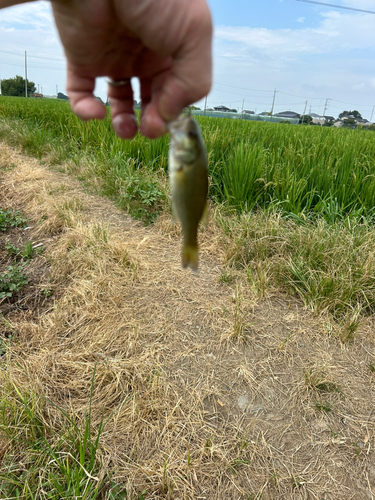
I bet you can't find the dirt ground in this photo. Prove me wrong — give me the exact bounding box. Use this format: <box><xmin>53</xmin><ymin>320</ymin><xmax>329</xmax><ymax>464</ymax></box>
<box><xmin>1</xmin><ymin>142</ymin><xmax>375</xmax><ymax>500</ymax></box>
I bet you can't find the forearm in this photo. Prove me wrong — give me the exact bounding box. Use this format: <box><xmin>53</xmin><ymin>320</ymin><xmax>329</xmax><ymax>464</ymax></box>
<box><xmin>0</xmin><ymin>0</ymin><xmax>36</xmax><ymax>8</ymax></box>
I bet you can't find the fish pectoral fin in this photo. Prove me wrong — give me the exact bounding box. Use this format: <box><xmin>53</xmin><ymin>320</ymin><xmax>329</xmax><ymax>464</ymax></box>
<box><xmin>200</xmin><ymin>202</ymin><xmax>209</xmax><ymax>227</ymax></box>
<box><xmin>182</xmin><ymin>245</ymin><xmax>198</xmax><ymax>271</ymax></box>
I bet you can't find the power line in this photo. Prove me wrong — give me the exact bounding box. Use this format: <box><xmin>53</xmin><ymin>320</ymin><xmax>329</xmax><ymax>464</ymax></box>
<box><xmin>278</xmin><ymin>90</ymin><xmax>323</xmax><ymax>100</ymax></box>
<box><xmin>0</xmin><ymin>49</ymin><xmax>66</xmax><ymax>62</ymax></box>
<box><xmin>213</xmin><ymin>81</ymin><xmax>375</xmax><ymax>109</ymax></box>
<box><xmin>214</xmin><ymin>81</ymin><xmax>274</xmax><ymax>93</ymax></box>
<box><xmin>296</xmin><ymin>0</ymin><xmax>375</xmax><ymax>14</ymax></box>
<box><xmin>331</xmin><ymin>98</ymin><xmax>375</xmax><ymax>108</ymax></box>
<box><xmin>0</xmin><ymin>59</ymin><xmax>66</xmax><ymax>70</ymax></box>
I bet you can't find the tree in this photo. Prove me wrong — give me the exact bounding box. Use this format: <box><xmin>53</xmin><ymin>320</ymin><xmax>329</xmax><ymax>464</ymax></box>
<box><xmin>1</xmin><ymin>75</ymin><xmax>36</xmax><ymax>97</ymax></box>
<box><xmin>299</xmin><ymin>115</ymin><xmax>312</xmax><ymax>125</ymax></box>
<box><xmin>57</xmin><ymin>92</ymin><xmax>69</xmax><ymax>100</ymax></box>
<box><xmin>342</xmin><ymin>118</ymin><xmax>356</xmax><ymax>128</ymax></box>
<box><xmin>339</xmin><ymin>110</ymin><xmax>362</xmax><ymax>120</ymax></box>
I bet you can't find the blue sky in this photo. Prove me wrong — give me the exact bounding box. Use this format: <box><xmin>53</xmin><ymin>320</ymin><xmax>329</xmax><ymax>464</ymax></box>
<box><xmin>1</xmin><ymin>0</ymin><xmax>375</xmax><ymax>119</ymax></box>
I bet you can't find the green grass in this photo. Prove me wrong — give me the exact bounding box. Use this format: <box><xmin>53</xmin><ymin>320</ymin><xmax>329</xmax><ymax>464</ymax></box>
<box><xmin>0</xmin><ymin>366</ymin><xmax>132</xmax><ymax>500</ymax></box>
<box><xmin>219</xmin><ymin>208</ymin><xmax>375</xmax><ymax>320</ymax></box>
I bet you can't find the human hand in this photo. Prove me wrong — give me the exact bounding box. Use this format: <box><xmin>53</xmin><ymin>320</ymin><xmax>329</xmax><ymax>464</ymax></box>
<box><xmin>50</xmin><ymin>0</ymin><xmax>212</xmax><ymax>139</ymax></box>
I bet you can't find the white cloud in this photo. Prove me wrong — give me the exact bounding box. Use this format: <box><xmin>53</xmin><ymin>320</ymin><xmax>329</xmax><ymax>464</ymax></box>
<box><xmin>210</xmin><ymin>10</ymin><xmax>375</xmax><ymax>118</ymax></box>
<box><xmin>297</xmin><ymin>17</ymin><xmax>305</xmax><ymax>23</ymax></box>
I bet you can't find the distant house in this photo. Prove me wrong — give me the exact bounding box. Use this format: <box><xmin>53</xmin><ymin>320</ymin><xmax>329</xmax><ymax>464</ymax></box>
<box><xmin>259</xmin><ymin>111</ymin><xmax>269</xmax><ymax>116</ymax></box>
<box><xmin>206</xmin><ymin>108</ymin><xmax>214</xmax><ymax>111</ymax></box>
<box><xmin>307</xmin><ymin>113</ymin><xmax>325</xmax><ymax>125</ymax></box>
<box><xmin>213</xmin><ymin>105</ymin><xmax>231</xmax><ymax>112</ymax></box>
<box><xmin>324</xmin><ymin>116</ymin><xmax>335</xmax><ymax>122</ymax></box>
<box><xmin>242</xmin><ymin>110</ymin><xmax>255</xmax><ymax>115</ymax></box>
<box><xmin>274</xmin><ymin>111</ymin><xmax>301</xmax><ymax>119</ymax></box>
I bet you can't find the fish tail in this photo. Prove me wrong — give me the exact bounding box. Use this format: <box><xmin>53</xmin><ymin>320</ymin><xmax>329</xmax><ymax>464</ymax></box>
<box><xmin>182</xmin><ymin>245</ymin><xmax>199</xmax><ymax>271</ymax></box>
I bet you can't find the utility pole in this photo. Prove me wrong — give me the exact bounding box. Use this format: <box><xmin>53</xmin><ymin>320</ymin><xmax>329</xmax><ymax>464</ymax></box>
<box><xmin>301</xmin><ymin>100</ymin><xmax>308</xmax><ymax>123</ymax></box>
<box><xmin>323</xmin><ymin>98</ymin><xmax>331</xmax><ymax>117</ymax></box>
<box><xmin>203</xmin><ymin>95</ymin><xmax>207</xmax><ymax>116</ymax></box>
<box><xmin>270</xmin><ymin>89</ymin><xmax>277</xmax><ymax>116</ymax></box>
<box><xmin>41</xmin><ymin>86</ymin><xmax>43</xmax><ymax>95</ymax></box>
<box><xmin>56</xmin><ymin>84</ymin><xmax>58</xmax><ymax>96</ymax></box>
<box><xmin>25</xmin><ymin>50</ymin><xmax>28</xmax><ymax>98</ymax></box>
<box><xmin>0</xmin><ymin>79</ymin><xmax>2</xmax><ymax>96</ymax></box>
<box><xmin>241</xmin><ymin>98</ymin><xmax>245</xmax><ymax>119</ymax></box>
<box><xmin>370</xmin><ymin>105</ymin><xmax>375</xmax><ymax>123</ymax></box>
<box><xmin>38</xmin><ymin>84</ymin><xmax>40</xmax><ymax>93</ymax></box>
<box><xmin>302</xmin><ymin>100</ymin><xmax>308</xmax><ymax>116</ymax></box>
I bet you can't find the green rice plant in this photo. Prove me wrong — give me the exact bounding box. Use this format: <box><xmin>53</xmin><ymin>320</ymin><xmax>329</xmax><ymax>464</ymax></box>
<box><xmin>4</xmin><ymin>96</ymin><xmax>375</xmax><ymax>219</ymax></box>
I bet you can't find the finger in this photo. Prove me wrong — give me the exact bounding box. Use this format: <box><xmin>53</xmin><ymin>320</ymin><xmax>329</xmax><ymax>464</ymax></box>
<box><xmin>139</xmin><ymin>77</ymin><xmax>167</xmax><ymax>138</ymax></box>
<box><xmin>66</xmin><ymin>66</ymin><xmax>107</xmax><ymax>121</ymax></box>
<box><xmin>108</xmin><ymin>79</ymin><xmax>138</xmax><ymax>139</ymax></box>
<box><xmin>157</xmin><ymin>3</ymin><xmax>212</xmax><ymax>122</ymax></box>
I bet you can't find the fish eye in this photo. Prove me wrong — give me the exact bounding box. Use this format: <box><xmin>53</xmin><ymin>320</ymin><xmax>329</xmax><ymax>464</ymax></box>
<box><xmin>188</xmin><ymin>130</ymin><xmax>197</xmax><ymax>138</ymax></box>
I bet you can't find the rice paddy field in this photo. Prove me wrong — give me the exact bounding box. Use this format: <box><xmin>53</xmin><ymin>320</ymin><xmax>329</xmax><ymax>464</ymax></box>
<box><xmin>2</xmin><ymin>96</ymin><xmax>375</xmax><ymax>220</ymax></box>
<box><xmin>1</xmin><ymin>96</ymin><xmax>375</xmax><ymax>500</ymax></box>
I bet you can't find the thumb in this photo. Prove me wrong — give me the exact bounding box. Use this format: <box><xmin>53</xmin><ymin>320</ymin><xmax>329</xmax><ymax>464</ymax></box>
<box><xmin>157</xmin><ymin>9</ymin><xmax>212</xmax><ymax>121</ymax></box>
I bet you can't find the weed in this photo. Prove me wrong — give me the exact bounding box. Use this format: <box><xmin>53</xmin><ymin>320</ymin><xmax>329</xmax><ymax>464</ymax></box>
<box><xmin>0</xmin><ymin>263</ymin><xmax>28</xmax><ymax>299</ymax></box>
<box><xmin>4</xmin><ymin>239</ymin><xmax>35</xmax><ymax>260</ymax></box>
<box><xmin>219</xmin><ymin>272</ymin><xmax>235</xmax><ymax>284</ymax></box>
<box><xmin>0</xmin><ymin>208</ymin><xmax>27</xmax><ymax>232</ymax></box>
<box><xmin>369</xmin><ymin>361</ymin><xmax>375</xmax><ymax>373</ymax></box>
<box><xmin>4</xmin><ymin>239</ymin><xmax>19</xmax><ymax>256</ymax></box>
<box><xmin>0</xmin><ymin>334</ymin><xmax>12</xmax><ymax>357</ymax></box>
<box><xmin>291</xmin><ymin>475</ymin><xmax>305</xmax><ymax>489</ymax></box>
<box><xmin>315</xmin><ymin>400</ymin><xmax>333</xmax><ymax>413</ymax></box>
<box><xmin>222</xmin><ymin>287</ymin><xmax>250</xmax><ymax>341</ymax></box>
<box><xmin>304</xmin><ymin>369</ymin><xmax>344</xmax><ymax>398</ymax></box>
<box><xmin>0</xmin><ymin>365</ymin><xmax>131</xmax><ymax>499</ymax></box>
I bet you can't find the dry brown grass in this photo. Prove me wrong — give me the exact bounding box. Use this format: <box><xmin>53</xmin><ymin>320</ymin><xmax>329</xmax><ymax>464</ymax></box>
<box><xmin>1</xmin><ymin>143</ymin><xmax>375</xmax><ymax>499</ymax></box>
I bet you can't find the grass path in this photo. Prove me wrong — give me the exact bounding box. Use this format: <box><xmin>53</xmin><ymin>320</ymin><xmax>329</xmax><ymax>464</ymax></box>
<box><xmin>1</xmin><ymin>142</ymin><xmax>375</xmax><ymax>499</ymax></box>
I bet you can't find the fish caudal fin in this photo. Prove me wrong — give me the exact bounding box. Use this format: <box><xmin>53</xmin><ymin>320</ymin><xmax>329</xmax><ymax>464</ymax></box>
<box><xmin>182</xmin><ymin>245</ymin><xmax>198</xmax><ymax>271</ymax></box>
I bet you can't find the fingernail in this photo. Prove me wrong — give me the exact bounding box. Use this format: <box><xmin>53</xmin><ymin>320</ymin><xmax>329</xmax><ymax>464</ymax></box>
<box><xmin>112</xmin><ymin>114</ymin><xmax>138</xmax><ymax>139</ymax></box>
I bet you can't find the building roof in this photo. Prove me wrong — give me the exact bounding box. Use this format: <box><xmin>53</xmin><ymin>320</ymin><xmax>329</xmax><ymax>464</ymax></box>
<box><xmin>274</xmin><ymin>111</ymin><xmax>301</xmax><ymax>118</ymax></box>
<box><xmin>213</xmin><ymin>105</ymin><xmax>230</xmax><ymax>111</ymax></box>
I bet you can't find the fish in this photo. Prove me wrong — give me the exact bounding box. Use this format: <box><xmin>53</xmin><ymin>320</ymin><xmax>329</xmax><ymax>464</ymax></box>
<box><xmin>168</xmin><ymin>114</ymin><xmax>208</xmax><ymax>270</ymax></box>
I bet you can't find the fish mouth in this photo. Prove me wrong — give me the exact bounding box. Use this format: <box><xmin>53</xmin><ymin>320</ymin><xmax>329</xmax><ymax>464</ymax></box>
<box><xmin>167</xmin><ymin>115</ymin><xmax>188</xmax><ymax>134</ymax></box>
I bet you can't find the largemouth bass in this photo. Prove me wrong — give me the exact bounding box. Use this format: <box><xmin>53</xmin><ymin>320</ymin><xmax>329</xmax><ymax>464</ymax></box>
<box><xmin>168</xmin><ymin>115</ymin><xmax>208</xmax><ymax>270</ymax></box>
